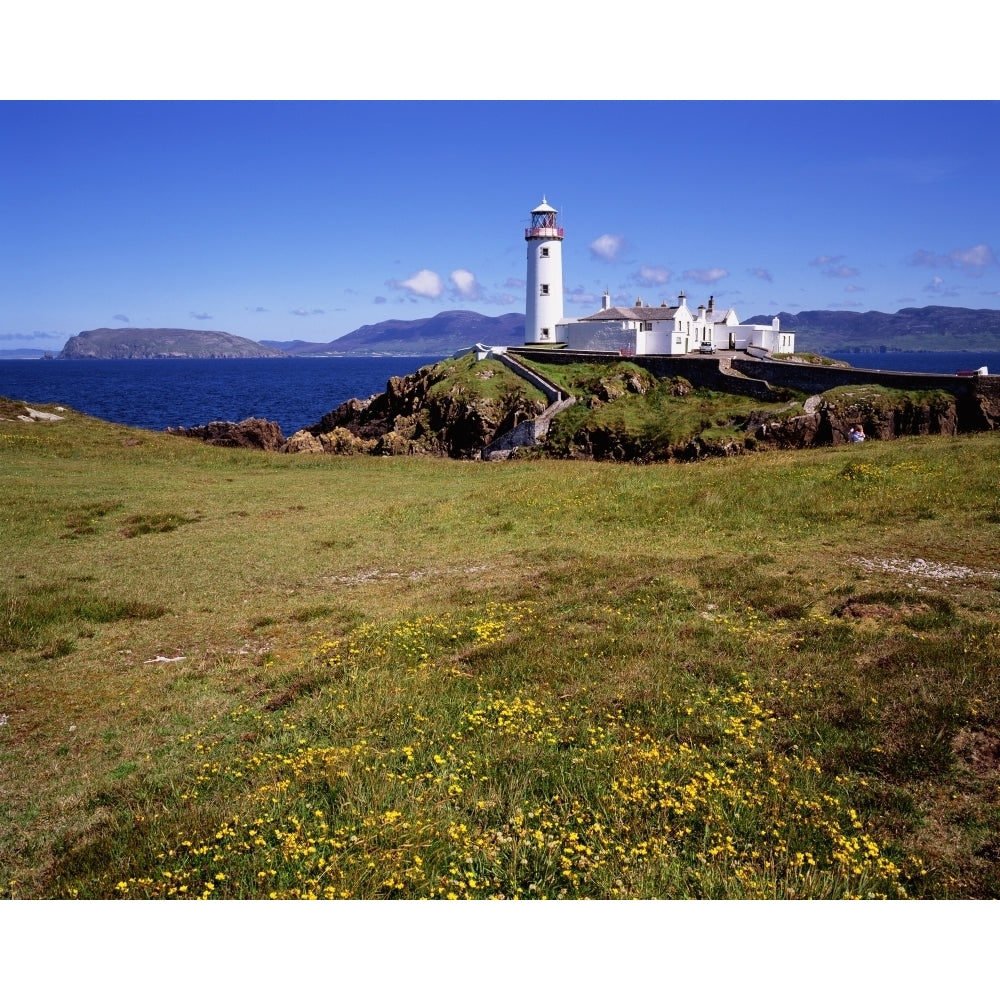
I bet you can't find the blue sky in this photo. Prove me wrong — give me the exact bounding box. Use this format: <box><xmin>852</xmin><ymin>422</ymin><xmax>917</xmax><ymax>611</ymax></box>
<box><xmin>2</xmin><ymin>100</ymin><xmax>998</xmax><ymax>351</ymax></box>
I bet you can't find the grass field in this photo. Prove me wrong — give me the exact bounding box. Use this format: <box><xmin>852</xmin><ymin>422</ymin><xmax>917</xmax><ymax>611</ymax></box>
<box><xmin>2</xmin><ymin>401</ymin><xmax>999</xmax><ymax>898</ymax></box>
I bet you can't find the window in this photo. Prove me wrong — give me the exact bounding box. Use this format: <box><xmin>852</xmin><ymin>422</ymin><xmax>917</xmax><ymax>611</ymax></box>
<box><xmin>541</xmin><ymin>328</ymin><xmax>551</xmax><ymax>339</ymax></box>
<box><xmin>540</xmin><ymin>284</ymin><xmax>549</xmax><ymax>295</ymax></box>
<box><xmin>642</xmin><ymin>322</ymin><xmax>652</xmax><ymax>331</ymax></box>
<box><xmin>540</xmin><ymin>247</ymin><xmax>549</xmax><ymax>257</ymax></box>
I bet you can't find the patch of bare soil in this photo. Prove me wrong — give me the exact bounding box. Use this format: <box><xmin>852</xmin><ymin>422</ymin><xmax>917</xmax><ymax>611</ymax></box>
<box><xmin>953</xmin><ymin>727</ymin><xmax>1000</xmax><ymax>778</ymax></box>
<box><xmin>837</xmin><ymin>598</ymin><xmax>925</xmax><ymax>622</ymax></box>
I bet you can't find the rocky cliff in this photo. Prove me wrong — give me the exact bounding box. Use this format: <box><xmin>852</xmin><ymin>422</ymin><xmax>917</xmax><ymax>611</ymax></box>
<box><xmin>281</xmin><ymin>357</ymin><xmax>546</xmax><ymax>458</ymax></box>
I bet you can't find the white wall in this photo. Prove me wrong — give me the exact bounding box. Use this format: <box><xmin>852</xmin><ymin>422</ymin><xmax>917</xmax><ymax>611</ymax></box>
<box><xmin>525</xmin><ymin>238</ymin><xmax>564</xmax><ymax>343</ymax></box>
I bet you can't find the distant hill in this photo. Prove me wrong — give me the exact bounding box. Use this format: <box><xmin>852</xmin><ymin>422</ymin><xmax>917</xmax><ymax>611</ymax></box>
<box><xmin>59</xmin><ymin>328</ymin><xmax>286</xmax><ymax>360</ymax></box>
<box><xmin>257</xmin><ymin>339</ymin><xmax>324</xmax><ymax>353</ymax></box>
<box><xmin>744</xmin><ymin>306</ymin><xmax>1000</xmax><ymax>353</ymax></box>
<box><xmin>0</xmin><ymin>349</ymin><xmax>49</xmax><ymax>359</ymax></box>
<box><xmin>269</xmin><ymin>311</ymin><xmax>526</xmax><ymax>356</ymax></box>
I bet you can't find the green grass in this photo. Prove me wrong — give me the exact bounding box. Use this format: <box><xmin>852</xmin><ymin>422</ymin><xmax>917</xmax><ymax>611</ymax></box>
<box><xmin>427</xmin><ymin>354</ymin><xmax>548</xmax><ymax>405</ymax></box>
<box><xmin>523</xmin><ymin>359</ymin><xmax>802</xmax><ymax>457</ymax></box>
<box><xmin>823</xmin><ymin>383</ymin><xmax>956</xmax><ymax>415</ymax></box>
<box><xmin>2</xmin><ymin>400</ymin><xmax>1000</xmax><ymax>898</ymax></box>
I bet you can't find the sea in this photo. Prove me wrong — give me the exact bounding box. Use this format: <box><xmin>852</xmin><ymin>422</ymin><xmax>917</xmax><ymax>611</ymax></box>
<box><xmin>0</xmin><ymin>356</ymin><xmax>446</xmax><ymax>436</ymax></box>
<box><xmin>1</xmin><ymin>350</ymin><xmax>999</xmax><ymax>437</ymax></box>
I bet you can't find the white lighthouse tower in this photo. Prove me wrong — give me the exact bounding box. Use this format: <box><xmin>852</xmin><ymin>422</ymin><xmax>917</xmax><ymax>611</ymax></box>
<box><xmin>524</xmin><ymin>197</ymin><xmax>564</xmax><ymax>345</ymax></box>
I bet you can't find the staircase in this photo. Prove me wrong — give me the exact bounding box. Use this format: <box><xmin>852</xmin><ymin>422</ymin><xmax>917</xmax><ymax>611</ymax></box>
<box><xmin>481</xmin><ymin>352</ymin><xmax>576</xmax><ymax>460</ymax></box>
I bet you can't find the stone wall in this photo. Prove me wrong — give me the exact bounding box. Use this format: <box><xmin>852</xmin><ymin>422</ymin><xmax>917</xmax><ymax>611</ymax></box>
<box><xmin>730</xmin><ymin>357</ymin><xmax>979</xmax><ymax>396</ymax></box>
<box><xmin>496</xmin><ymin>352</ymin><xmax>566</xmax><ymax>403</ymax></box>
<box><xmin>514</xmin><ymin>349</ymin><xmax>783</xmax><ymax>401</ymax></box>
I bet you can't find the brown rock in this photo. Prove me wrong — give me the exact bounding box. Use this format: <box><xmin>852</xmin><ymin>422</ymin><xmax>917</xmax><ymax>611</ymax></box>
<box><xmin>167</xmin><ymin>418</ymin><xmax>285</xmax><ymax>450</ymax></box>
<box><xmin>280</xmin><ymin>429</ymin><xmax>324</xmax><ymax>454</ymax></box>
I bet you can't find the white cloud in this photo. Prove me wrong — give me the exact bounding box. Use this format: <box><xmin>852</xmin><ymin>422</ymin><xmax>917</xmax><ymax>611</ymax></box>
<box><xmin>566</xmin><ymin>287</ymin><xmax>598</xmax><ymax>305</ymax></box>
<box><xmin>826</xmin><ymin>265</ymin><xmax>861</xmax><ymax>279</ymax></box>
<box><xmin>924</xmin><ymin>275</ymin><xmax>961</xmax><ymax>297</ymax></box>
<box><xmin>113</xmin><ymin>313</ymin><xmax>130</xmax><ymax>322</ymax></box>
<box><xmin>908</xmin><ymin>243</ymin><xmax>997</xmax><ymax>287</ymax></box>
<box><xmin>388</xmin><ymin>269</ymin><xmax>444</xmax><ymax>299</ymax></box>
<box><xmin>747</xmin><ymin>267</ymin><xmax>772</xmax><ymax>283</ymax></box>
<box><xmin>810</xmin><ymin>255</ymin><xmax>859</xmax><ymax>279</ymax></box>
<box><xmin>682</xmin><ymin>267</ymin><xmax>728</xmax><ymax>284</ymax></box>
<box><xmin>632</xmin><ymin>265</ymin><xmax>672</xmax><ymax>287</ymax></box>
<box><xmin>0</xmin><ymin>331</ymin><xmax>56</xmax><ymax>342</ymax></box>
<box><xmin>589</xmin><ymin>234</ymin><xmax>624</xmax><ymax>261</ymax></box>
<box><xmin>190</xmin><ymin>311</ymin><xmax>212</xmax><ymax>320</ymax></box>
<box><xmin>951</xmin><ymin>244</ymin><xmax>997</xmax><ymax>273</ymax></box>
<box><xmin>504</xmin><ymin>277</ymin><xmax>525</xmax><ymax>289</ymax></box>
<box><xmin>911</xmin><ymin>243</ymin><xmax>997</xmax><ymax>277</ymax></box>
<box><xmin>844</xmin><ymin>284</ymin><xmax>865</xmax><ymax>293</ymax></box>
<box><xmin>450</xmin><ymin>269</ymin><xmax>481</xmax><ymax>300</ymax></box>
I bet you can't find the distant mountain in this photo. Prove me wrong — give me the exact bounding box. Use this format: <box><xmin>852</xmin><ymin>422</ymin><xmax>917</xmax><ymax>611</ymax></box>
<box><xmin>274</xmin><ymin>311</ymin><xmax>526</xmax><ymax>356</ymax></box>
<box><xmin>60</xmin><ymin>328</ymin><xmax>286</xmax><ymax>360</ymax></box>
<box><xmin>257</xmin><ymin>339</ymin><xmax>325</xmax><ymax>353</ymax></box>
<box><xmin>744</xmin><ymin>306</ymin><xmax>1000</xmax><ymax>353</ymax></box>
<box><xmin>0</xmin><ymin>349</ymin><xmax>50</xmax><ymax>359</ymax></box>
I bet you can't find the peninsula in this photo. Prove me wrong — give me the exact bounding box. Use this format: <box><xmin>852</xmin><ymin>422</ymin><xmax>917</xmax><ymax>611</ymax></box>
<box><xmin>59</xmin><ymin>328</ymin><xmax>285</xmax><ymax>360</ymax></box>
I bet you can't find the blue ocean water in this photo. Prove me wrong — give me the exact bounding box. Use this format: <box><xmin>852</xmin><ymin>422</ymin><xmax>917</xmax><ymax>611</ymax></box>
<box><xmin>0</xmin><ymin>357</ymin><xmax>445</xmax><ymax>436</ymax></box>
<box><xmin>827</xmin><ymin>350</ymin><xmax>1000</xmax><ymax>375</ymax></box>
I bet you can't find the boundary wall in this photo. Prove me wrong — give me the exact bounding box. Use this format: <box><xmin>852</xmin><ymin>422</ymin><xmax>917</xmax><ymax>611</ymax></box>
<box><xmin>516</xmin><ymin>348</ymin><xmax>998</xmax><ymax>401</ymax></box>
<box><xmin>514</xmin><ymin>349</ymin><xmax>783</xmax><ymax>401</ymax></box>
<box><xmin>730</xmin><ymin>357</ymin><xmax>990</xmax><ymax>396</ymax></box>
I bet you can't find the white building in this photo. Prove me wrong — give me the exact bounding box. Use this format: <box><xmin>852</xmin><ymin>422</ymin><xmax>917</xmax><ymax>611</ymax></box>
<box><xmin>557</xmin><ymin>292</ymin><xmax>793</xmax><ymax>355</ymax></box>
<box><xmin>524</xmin><ymin>198</ymin><xmax>565</xmax><ymax>345</ymax></box>
<box><xmin>520</xmin><ymin>196</ymin><xmax>793</xmax><ymax>355</ymax></box>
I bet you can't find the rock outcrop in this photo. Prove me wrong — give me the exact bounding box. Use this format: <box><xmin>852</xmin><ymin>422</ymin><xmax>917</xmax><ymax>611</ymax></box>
<box><xmin>287</xmin><ymin>362</ymin><xmax>546</xmax><ymax>458</ymax></box>
<box><xmin>167</xmin><ymin>418</ymin><xmax>285</xmax><ymax>450</ymax></box>
<box><xmin>545</xmin><ymin>383</ymin><xmax>975</xmax><ymax>463</ymax></box>
<box><xmin>750</xmin><ymin>393</ymin><xmax>960</xmax><ymax>449</ymax></box>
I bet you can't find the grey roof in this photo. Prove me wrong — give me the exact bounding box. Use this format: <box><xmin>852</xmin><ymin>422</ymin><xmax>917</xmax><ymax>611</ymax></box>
<box><xmin>580</xmin><ymin>306</ymin><xmax>679</xmax><ymax>322</ymax></box>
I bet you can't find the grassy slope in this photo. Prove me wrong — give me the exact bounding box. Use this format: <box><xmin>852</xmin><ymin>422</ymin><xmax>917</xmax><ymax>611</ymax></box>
<box><xmin>528</xmin><ymin>359</ymin><xmax>800</xmax><ymax>451</ymax></box>
<box><xmin>2</xmin><ymin>405</ymin><xmax>1000</xmax><ymax>898</ymax></box>
<box><xmin>425</xmin><ymin>355</ymin><xmax>548</xmax><ymax>404</ymax></box>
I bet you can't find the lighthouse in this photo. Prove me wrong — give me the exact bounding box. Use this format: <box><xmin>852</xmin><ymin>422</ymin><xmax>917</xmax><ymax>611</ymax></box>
<box><xmin>524</xmin><ymin>197</ymin><xmax>564</xmax><ymax>345</ymax></box>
